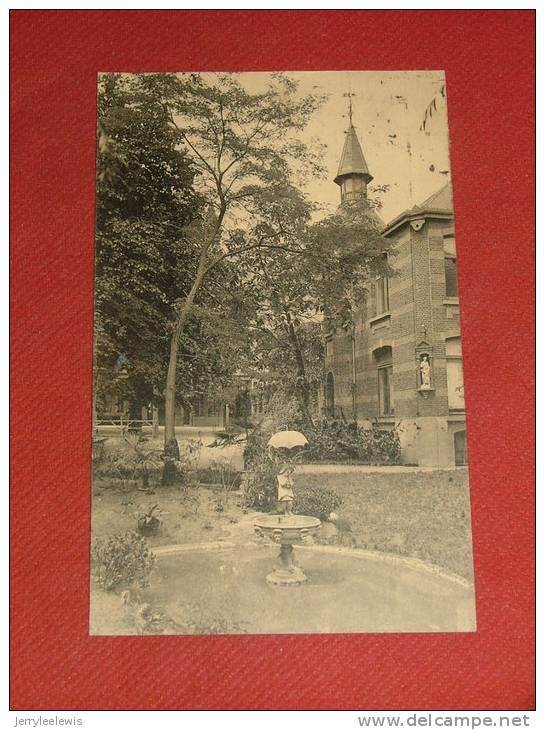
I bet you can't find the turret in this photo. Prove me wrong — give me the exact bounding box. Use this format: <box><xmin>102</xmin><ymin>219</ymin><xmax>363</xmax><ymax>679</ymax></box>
<box><xmin>334</xmin><ymin>100</ymin><xmax>373</xmax><ymax>203</ymax></box>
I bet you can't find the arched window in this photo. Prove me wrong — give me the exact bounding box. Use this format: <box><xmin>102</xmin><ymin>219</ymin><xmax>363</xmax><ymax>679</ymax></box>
<box><xmin>374</xmin><ymin>346</ymin><xmax>394</xmax><ymax>415</ymax></box>
<box><xmin>325</xmin><ymin>371</ymin><xmax>335</xmax><ymax>418</ymax></box>
<box><xmin>446</xmin><ymin>337</ymin><xmax>465</xmax><ymax>410</ymax></box>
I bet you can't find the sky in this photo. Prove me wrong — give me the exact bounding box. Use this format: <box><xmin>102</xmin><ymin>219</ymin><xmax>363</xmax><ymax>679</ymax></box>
<box><xmin>237</xmin><ymin>70</ymin><xmax>452</xmax><ymax>224</ymax></box>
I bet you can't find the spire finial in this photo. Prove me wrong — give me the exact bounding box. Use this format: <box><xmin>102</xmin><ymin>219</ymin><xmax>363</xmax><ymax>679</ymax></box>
<box><xmin>343</xmin><ymin>92</ymin><xmax>356</xmax><ymax>126</ymax></box>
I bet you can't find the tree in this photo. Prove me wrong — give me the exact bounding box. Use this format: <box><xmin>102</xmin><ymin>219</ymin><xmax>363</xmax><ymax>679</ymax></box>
<box><xmin>95</xmin><ymin>74</ymin><xmax>203</xmax><ymax>424</ymax></box>
<box><xmin>97</xmin><ymin>74</ymin><xmax>199</xmax><ymax>228</ymax></box>
<box><xmin>151</xmin><ymin>72</ymin><xmax>325</xmax><ymax>446</ymax></box>
<box><xmin>239</xmin><ymin>196</ymin><xmax>391</xmax><ymax>427</ymax></box>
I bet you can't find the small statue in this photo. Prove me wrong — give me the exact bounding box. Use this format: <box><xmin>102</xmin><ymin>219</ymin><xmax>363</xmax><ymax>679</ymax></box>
<box><xmin>420</xmin><ymin>355</ymin><xmax>431</xmax><ymax>389</ymax></box>
<box><xmin>276</xmin><ymin>462</ymin><xmax>295</xmax><ymax>516</ymax></box>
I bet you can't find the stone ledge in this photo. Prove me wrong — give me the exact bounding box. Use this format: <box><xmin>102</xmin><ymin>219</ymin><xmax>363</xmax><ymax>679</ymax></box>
<box><xmin>368</xmin><ymin>311</ymin><xmax>391</xmax><ymax>328</ymax></box>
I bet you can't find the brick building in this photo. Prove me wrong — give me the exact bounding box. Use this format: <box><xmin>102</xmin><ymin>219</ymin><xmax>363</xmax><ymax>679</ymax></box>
<box><xmin>324</xmin><ymin>119</ymin><xmax>467</xmax><ymax>467</ymax></box>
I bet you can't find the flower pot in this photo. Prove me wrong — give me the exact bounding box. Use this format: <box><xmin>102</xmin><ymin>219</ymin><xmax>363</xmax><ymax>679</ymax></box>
<box><xmin>137</xmin><ymin>516</ymin><xmax>161</xmax><ymax>537</ymax></box>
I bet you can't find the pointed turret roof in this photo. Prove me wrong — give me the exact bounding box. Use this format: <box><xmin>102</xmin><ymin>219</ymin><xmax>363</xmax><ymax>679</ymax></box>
<box><xmin>334</xmin><ymin>124</ymin><xmax>373</xmax><ymax>186</ymax></box>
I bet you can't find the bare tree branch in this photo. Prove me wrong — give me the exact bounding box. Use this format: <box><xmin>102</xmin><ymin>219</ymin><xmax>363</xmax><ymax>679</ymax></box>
<box><xmin>204</xmin><ymin>235</ymin><xmax>304</xmax><ymax>275</ymax></box>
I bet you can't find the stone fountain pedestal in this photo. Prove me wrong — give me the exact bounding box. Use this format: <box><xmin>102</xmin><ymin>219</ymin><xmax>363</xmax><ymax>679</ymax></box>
<box><xmin>253</xmin><ymin>514</ymin><xmax>321</xmax><ymax>586</ymax></box>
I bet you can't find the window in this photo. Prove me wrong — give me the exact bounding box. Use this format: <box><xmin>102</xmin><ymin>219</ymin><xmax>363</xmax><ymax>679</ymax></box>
<box><xmin>341</xmin><ymin>176</ymin><xmax>364</xmax><ymax>201</ymax></box>
<box><xmin>446</xmin><ymin>337</ymin><xmax>465</xmax><ymax>410</ymax></box>
<box><xmin>375</xmin><ymin>254</ymin><xmax>390</xmax><ymax>315</ymax></box>
<box><xmin>378</xmin><ymin>366</ymin><xmax>394</xmax><ymax>415</ymax></box>
<box><xmin>454</xmin><ymin>430</ymin><xmax>468</xmax><ymax>466</ymax></box>
<box><xmin>444</xmin><ymin>235</ymin><xmax>458</xmax><ymax>298</ymax></box>
<box><xmin>374</xmin><ymin>346</ymin><xmax>394</xmax><ymax>416</ymax></box>
<box><xmin>376</xmin><ymin>277</ymin><xmax>389</xmax><ymax>315</ymax></box>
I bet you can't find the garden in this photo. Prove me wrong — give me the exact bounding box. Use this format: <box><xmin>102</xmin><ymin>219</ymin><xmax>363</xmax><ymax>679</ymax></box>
<box><xmin>90</xmin><ymin>421</ymin><xmax>473</xmax><ymax>635</ymax></box>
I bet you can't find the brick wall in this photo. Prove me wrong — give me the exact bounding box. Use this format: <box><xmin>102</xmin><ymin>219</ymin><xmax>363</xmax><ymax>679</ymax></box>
<box><xmin>325</xmin><ymin>213</ymin><xmax>464</xmax><ymax>429</ymax></box>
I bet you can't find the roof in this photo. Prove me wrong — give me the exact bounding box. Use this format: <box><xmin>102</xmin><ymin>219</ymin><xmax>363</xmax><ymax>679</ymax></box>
<box><xmin>382</xmin><ymin>182</ymin><xmax>453</xmax><ymax>236</ymax></box>
<box><xmin>418</xmin><ymin>182</ymin><xmax>453</xmax><ymax>210</ymax></box>
<box><xmin>334</xmin><ymin>124</ymin><xmax>373</xmax><ymax>186</ymax></box>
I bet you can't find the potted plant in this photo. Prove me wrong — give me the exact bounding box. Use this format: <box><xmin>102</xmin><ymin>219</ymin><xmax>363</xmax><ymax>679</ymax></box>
<box><xmin>137</xmin><ymin>504</ymin><xmax>162</xmax><ymax>537</ymax></box>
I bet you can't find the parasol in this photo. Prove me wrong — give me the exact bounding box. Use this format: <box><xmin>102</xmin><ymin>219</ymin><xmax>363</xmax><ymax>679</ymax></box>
<box><xmin>267</xmin><ymin>430</ymin><xmax>308</xmax><ymax>450</ymax></box>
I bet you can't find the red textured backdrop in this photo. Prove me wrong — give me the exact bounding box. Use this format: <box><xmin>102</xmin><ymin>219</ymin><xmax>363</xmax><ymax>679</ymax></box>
<box><xmin>10</xmin><ymin>10</ymin><xmax>535</xmax><ymax>710</ymax></box>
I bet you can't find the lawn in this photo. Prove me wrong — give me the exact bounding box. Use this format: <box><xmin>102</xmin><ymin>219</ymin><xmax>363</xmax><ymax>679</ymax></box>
<box><xmin>294</xmin><ymin>467</ymin><xmax>474</xmax><ymax>580</ymax></box>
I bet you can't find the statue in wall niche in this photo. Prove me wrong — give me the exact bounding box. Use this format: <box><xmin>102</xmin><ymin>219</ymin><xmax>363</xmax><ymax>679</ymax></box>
<box><xmin>420</xmin><ymin>354</ymin><xmax>432</xmax><ymax>389</ymax></box>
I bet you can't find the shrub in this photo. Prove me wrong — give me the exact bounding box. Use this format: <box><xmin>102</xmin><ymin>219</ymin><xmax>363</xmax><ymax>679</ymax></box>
<box><xmin>93</xmin><ymin>436</ymin><xmax>203</xmax><ymax>487</ymax></box>
<box><xmin>242</xmin><ymin>460</ymin><xmax>278</xmax><ymax>511</ymax></box>
<box><xmin>305</xmin><ymin>419</ymin><xmax>401</xmax><ymax>464</ymax></box>
<box><xmin>92</xmin><ymin>449</ymin><xmax>129</xmax><ymax>482</ymax></box>
<box><xmin>364</xmin><ymin>426</ymin><xmax>401</xmax><ymax>464</ymax></box>
<box><xmin>243</xmin><ymin>414</ymin><xmax>401</xmax><ymax>468</ymax></box>
<box><xmin>91</xmin><ymin>531</ymin><xmax>156</xmax><ymax>591</ymax></box>
<box><xmin>193</xmin><ymin>465</ymin><xmax>241</xmax><ymax>489</ymax></box>
<box><xmin>293</xmin><ymin>485</ymin><xmax>342</xmax><ymax>521</ymax></box>
<box><xmin>92</xmin><ymin>434</ymin><xmax>163</xmax><ymax>487</ymax></box>
<box><xmin>243</xmin><ymin>428</ymin><xmax>270</xmax><ymax>470</ymax></box>
<box><xmin>242</xmin><ymin>427</ymin><xmax>280</xmax><ymax>510</ymax></box>
<box><xmin>304</xmin><ymin>419</ymin><xmax>361</xmax><ymax>462</ymax></box>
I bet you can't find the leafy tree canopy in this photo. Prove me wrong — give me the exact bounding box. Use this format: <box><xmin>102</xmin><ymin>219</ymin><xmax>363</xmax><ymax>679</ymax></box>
<box><xmin>95</xmin><ymin>74</ymin><xmax>250</xmax><ymax>412</ymax></box>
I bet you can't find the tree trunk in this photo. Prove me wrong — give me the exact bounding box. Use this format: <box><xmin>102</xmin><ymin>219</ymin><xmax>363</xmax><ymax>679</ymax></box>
<box><xmin>286</xmin><ymin>318</ymin><xmax>314</xmax><ymax>429</ymax></box>
<box><xmin>162</xmin><ymin>261</ymin><xmax>208</xmax><ymax>483</ymax></box>
<box><xmin>161</xmin><ymin>436</ymin><xmax>180</xmax><ymax>486</ymax></box>
<box><xmin>163</xmin><ymin>205</ymin><xmax>225</xmax><ymax>447</ymax></box>
<box><xmin>164</xmin><ymin>333</ymin><xmax>180</xmax><ymax>445</ymax></box>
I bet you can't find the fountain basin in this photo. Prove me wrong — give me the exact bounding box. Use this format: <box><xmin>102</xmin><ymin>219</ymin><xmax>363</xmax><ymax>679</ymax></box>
<box><xmin>89</xmin><ymin>543</ymin><xmax>476</xmax><ymax>634</ymax></box>
<box><xmin>253</xmin><ymin>514</ymin><xmax>321</xmax><ymax>544</ymax></box>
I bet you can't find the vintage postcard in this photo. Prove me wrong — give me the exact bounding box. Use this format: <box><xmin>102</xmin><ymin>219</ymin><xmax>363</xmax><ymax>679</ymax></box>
<box><xmin>90</xmin><ymin>70</ymin><xmax>475</xmax><ymax>635</ymax></box>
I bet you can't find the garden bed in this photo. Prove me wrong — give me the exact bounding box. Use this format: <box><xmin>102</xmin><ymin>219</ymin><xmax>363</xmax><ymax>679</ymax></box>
<box><xmin>92</xmin><ymin>480</ymin><xmax>246</xmax><ymax>548</ymax></box>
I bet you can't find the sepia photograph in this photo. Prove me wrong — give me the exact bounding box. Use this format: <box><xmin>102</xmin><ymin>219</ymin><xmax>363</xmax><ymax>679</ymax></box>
<box><xmin>90</xmin><ymin>70</ymin><xmax>475</xmax><ymax>636</ymax></box>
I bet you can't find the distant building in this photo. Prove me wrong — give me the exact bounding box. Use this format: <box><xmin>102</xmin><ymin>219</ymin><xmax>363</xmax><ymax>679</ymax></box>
<box><xmin>324</xmin><ymin>118</ymin><xmax>466</xmax><ymax>467</ymax></box>
<box><xmin>169</xmin><ymin>374</ymin><xmax>277</xmax><ymax>430</ymax></box>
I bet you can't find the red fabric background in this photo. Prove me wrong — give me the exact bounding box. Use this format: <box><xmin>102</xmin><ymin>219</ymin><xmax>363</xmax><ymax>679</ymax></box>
<box><xmin>10</xmin><ymin>10</ymin><xmax>535</xmax><ymax>711</ymax></box>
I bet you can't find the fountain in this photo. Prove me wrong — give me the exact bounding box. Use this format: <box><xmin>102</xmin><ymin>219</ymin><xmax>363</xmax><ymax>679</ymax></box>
<box><xmin>251</xmin><ymin>430</ymin><xmax>322</xmax><ymax>585</ymax></box>
<box><xmin>253</xmin><ymin>513</ymin><xmax>321</xmax><ymax>585</ymax></box>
